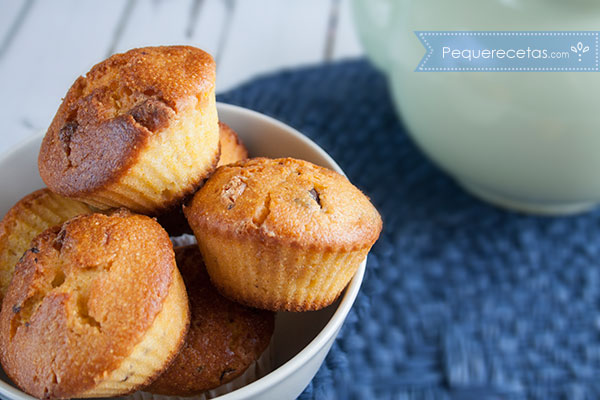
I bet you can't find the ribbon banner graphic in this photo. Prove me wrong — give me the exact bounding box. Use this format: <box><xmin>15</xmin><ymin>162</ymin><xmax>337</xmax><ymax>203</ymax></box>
<box><xmin>415</xmin><ymin>31</ymin><xmax>599</xmax><ymax>72</ymax></box>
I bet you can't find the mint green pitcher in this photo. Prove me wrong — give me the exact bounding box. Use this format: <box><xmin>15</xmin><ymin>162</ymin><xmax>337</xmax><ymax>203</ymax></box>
<box><xmin>352</xmin><ymin>0</ymin><xmax>600</xmax><ymax>215</ymax></box>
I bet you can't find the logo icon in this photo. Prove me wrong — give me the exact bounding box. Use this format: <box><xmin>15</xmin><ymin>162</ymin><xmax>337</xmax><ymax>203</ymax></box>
<box><xmin>571</xmin><ymin>42</ymin><xmax>590</xmax><ymax>62</ymax></box>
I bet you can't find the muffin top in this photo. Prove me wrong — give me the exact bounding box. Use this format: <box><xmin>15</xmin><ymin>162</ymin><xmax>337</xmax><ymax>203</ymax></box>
<box><xmin>0</xmin><ymin>210</ymin><xmax>178</xmax><ymax>399</ymax></box>
<box><xmin>217</xmin><ymin>122</ymin><xmax>248</xmax><ymax>167</ymax></box>
<box><xmin>38</xmin><ymin>46</ymin><xmax>215</xmax><ymax>197</ymax></box>
<box><xmin>184</xmin><ymin>157</ymin><xmax>382</xmax><ymax>250</ymax></box>
<box><xmin>0</xmin><ymin>189</ymin><xmax>93</xmax><ymax>305</ymax></box>
<box><xmin>148</xmin><ymin>245</ymin><xmax>274</xmax><ymax>396</ymax></box>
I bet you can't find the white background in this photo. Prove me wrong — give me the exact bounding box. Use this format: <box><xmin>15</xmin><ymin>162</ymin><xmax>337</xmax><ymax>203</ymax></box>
<box><xmin>0</xmin><ymin>0</ymin><xmax>364</xmax><ymax>156</ymax></box>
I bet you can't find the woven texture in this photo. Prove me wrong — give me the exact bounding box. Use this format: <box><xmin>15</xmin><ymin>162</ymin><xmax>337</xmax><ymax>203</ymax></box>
<box><xmin>218</xmin><ymin>60</ymin><xmax>600</xmax><ymax>400</ymax></box>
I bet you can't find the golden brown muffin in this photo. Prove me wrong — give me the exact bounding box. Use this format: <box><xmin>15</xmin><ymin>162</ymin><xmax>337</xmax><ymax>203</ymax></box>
<box><xmin>0</xmin><ymin>189</ymin><xmax>93</xmax><ymax>307</ymax></box>
<box><xmin>157</xmin><ymin>122</ymin><xmax>248</xmax><ymax>237</ymax></box>
<box><xmin>0</xmin><ymin>210</ymin><xmax>189</xmax><ymax>399</ymax></box>
<box><xmin>217</xmin><ymin>122</ymin><xmax>248</xmax><ymax>167</ymax></box>
<box><xmin>38</xmin><ymin>46</ymin><xmax>220</xmax><ymax>215</ymax></box>
<box><xmin>147</xmin><ymin>246</ymin><xmax>274</xmax><ymax>396</ymax></box>
<box><xmin>184</xmin><ymin>157</ymin><xmax>382</xmax><ymax>311</ymax></box>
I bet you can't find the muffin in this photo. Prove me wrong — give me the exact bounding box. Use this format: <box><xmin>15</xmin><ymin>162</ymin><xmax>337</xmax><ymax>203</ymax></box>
<box><xmin>217</xmin><ymin>122</ymin><xmax>248</xmax><ymax>167</ymax></box>
<box><xmin>147</xmin><ymin>245</ymin><xmax>274</xmax><ymax>396</ymax></box>
<box><xmin>38</xmin><ymin>46</ymin><xmax>220</xmax><ymax>215</ymax></box>
<box><xmin>0</xmin><ymin>210</ymin><xmax>189</xmax><ymax>399</ymax></box>
<box><xmin>0</xmin><ymin>189</ymin><xmax>93</xmax><ymax>306</ymax></box>
<box><xmin>184</xmin><ymin>157</ymin><xmax>382</xmax><ymax>311</ymax></box>
<box><xmin>157</xmin><ymin>122</ymin><xmax>248</xmax><ymax>237</ymax></box>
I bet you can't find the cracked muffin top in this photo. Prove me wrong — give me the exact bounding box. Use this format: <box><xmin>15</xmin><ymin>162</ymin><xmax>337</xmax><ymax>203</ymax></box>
<box><xmin>38</xmin><ymin>46</ymin><xmax>215</xmax><ymax>198</ymax></box>
<box><xmin>0</xmin><ymin>209</ymin><xmax>184</xmax><ymax>399</ymax></box>
<box><xmin>148</xmin><ymin>245</ymin><xmax>274</xmax><ymax>396</ymax></box>
<box><xmin>184</xmin><ymin>157</ymin><xmax>382</xmax><ymax>251</ymax></box>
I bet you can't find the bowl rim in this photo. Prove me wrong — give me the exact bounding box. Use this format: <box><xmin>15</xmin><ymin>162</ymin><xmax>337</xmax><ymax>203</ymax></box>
<box><xmin>0</xmin><ymin>102</ymin><xmax>367</xmax><ymax>400</ymax></box>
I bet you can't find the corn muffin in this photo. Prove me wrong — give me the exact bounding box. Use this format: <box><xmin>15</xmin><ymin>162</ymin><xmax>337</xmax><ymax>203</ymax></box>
<box><xmin>0</xmin><ymin>210</ymin><xmax>189</xmax><ymax>399</ymax></box>
<box><xmin>38</xmin><ymin>46</ymin><xmax>219</xmax><ymax>215</ymax></box>
<box><xmin>147</xmin><ymin>245</ymin><xmax>274</xmax><ymax>396</ymax></box>
<box><xmin>184</xmin><ymin>157</ymin><xmax>382</xmax><ymax>311</ymax></box>
<box><xmin>217</xmin><ymin>122</ymin><xmax>248</xmax><ymax>167</ymax></box>
<box><xmin>157</xmin><ymin>122</ymin><xmax>248</xmax><ymax>237</ymax></box>
<box><xmin>0</xmin><ymin>189</ymin><xmax>93</xmax><ymax>307</ymax></box>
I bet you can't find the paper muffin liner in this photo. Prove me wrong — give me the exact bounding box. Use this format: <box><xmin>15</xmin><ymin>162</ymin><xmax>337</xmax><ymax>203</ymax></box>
<box><xmin>79</xmin><ymin>95</ymin><xmax>220</xmax><ymax>215</ymax></box>
<box><xmin>170</xmin><ymin>233</ymin><xmax>200</xmax><ymax>248</ymax></box>
<box><xmin>194</xmin><ymin>230</ymin><xmax>369</xmax><ymax>312</ymax></box>
<box><xmin>0</xmin><ymin>189</ymin><xmax>93</xmax><ymax>302</ymax></box>
<box><xmin>125</xmin><ymin>234</ymin><xmax>274</xmax><ymax>400</ymax></box>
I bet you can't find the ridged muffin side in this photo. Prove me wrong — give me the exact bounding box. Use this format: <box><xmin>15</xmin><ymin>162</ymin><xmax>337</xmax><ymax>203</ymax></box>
<box><xmin>184</xmin><ymin>158</ymin><xmax>382</xmax><ymax>311</ymax></box>
<box><xmin>38</xmin><ymin>46</ymin><xmax>220</xmax><ymax>215</ymax></box>
<box><xmin>0</xmin><ymin>210</ymin><xmax>189</xmax><ymax>399</ymax></box>
<box><xmin>156</xmin><ymin>122</ymin><xmax>248</xmax><ymax>237</ymax></box>
<box><xmin>0</xmin><ymin>189</ymin><xmax>93</xmax><ymax>306</ymax></box>
<box><xmin>194</xmin><ymin>234</ymin><xmax>369</xmax><ymax>311</ymax></box>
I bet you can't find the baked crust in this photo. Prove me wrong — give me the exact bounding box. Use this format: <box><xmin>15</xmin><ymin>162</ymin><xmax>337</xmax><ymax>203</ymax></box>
<box><xmin>217</xmin><ymin>122</ymin><xmax>248</xmax><ymax>167</ymax></box>
<box><xmin>0</xmin><ymin>210</ymin><xmax>188</xmax><ymax>399</ymax></box>
<box><xmin>38</xmin><ymin>46</ymin><xmax>216</xmax><ymax>200</ymax></box>
<box><xmin>0</xmin><ymin>189</ymin><xmax>93</xmax><ymax>306</ymax></box>
<box><xmin>183</xmin><ymin>157</ymin><xmax>382</xmax><ymax>311</ymax></box>
<box><xmin>147</xmin><ymin>246</ymin><xmax>274</xmax><ymax>396</ymax></box>
<box><xmin>184</xmin><ymin>157</ymin><xmax>382</xmax><ymax>251</ymax></box>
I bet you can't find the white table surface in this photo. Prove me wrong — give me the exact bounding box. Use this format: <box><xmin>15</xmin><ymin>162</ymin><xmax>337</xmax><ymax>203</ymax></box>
<box><xmin>0</xmin><ymin>0</ymin><xmax>363</xmax><ymax>156</ymax></box>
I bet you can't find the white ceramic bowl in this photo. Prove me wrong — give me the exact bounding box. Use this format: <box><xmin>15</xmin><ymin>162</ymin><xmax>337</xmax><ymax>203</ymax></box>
<box><xmin>0</xmin><ymin>103</ymin><xmax>366</xmax><ymax>400</ymax></box>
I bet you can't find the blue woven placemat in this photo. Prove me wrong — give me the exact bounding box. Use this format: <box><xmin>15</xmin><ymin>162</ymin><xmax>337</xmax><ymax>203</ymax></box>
<box><xmin>218</xmin><ymin>60</ymin><xmax>600</xmax><ymax>400</ymax></box>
